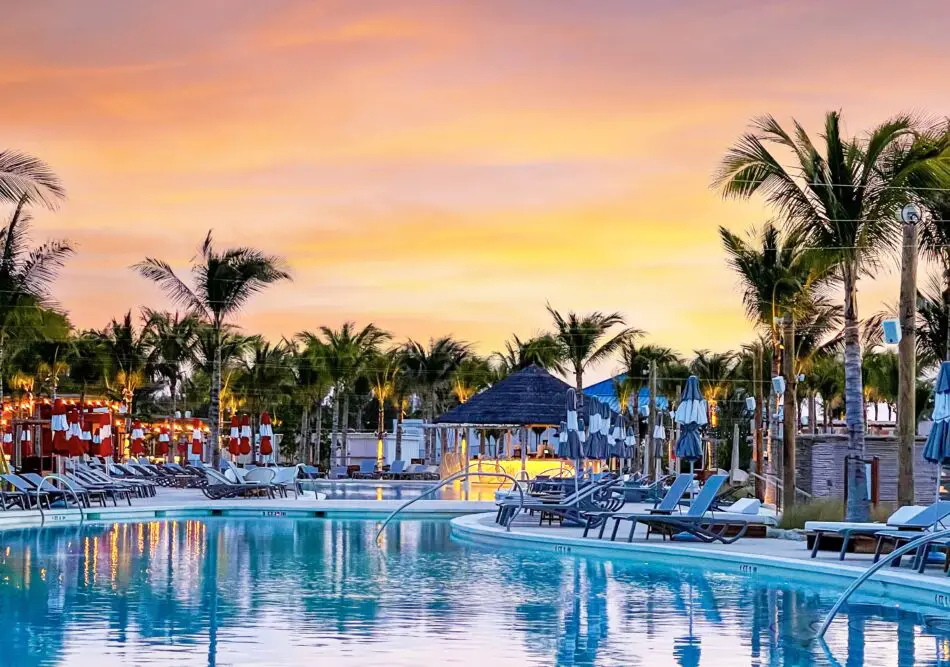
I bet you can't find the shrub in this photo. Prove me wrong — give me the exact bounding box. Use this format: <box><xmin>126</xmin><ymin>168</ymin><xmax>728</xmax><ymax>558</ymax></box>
<box><xmin>779</xmin><ymin>499</ymin><xmax>897</xmax><ymax>529</ymax></box>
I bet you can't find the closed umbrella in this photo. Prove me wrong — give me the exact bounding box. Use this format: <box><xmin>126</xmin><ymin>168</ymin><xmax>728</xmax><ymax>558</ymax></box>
<box><xmin>66</xmin><ymin>409</ymin><xmax>83</xmax><ymax>458</ymax></box>
<box><xmin>99</xmin><ymin>423</ymin><xmax>113</xmax><ymax>459</ymax></box>
<box><xmin>587</xmin><ymin>401</ymin><xmax>602</xmax><ymax>460</ymax></box>
<box><xmin>20</xmin><ymin>428</ymin><xmax>32</xmax><ymax>458</ymax></box>
<box><xmin>598</xmin><ymin>401</ymin><xmax>612</xmax><ymax>462</ymax></box>
<box><xmin>923</xmin><ymin>361</ymin><xmax>950</xmax><ymax>501</ymax></box>
<box><xmin>80</xmin><ymin>423</ymin><xmax>92</xmax><ymax>458</ymax></box>
<box><xmin>653</xmin><ymin>415</ymin><xmax>667</xmax><ymax>477</ymax></box>
<box><xmin>239</xmin><ymin>414</ymin><xmax>252</xmax><ymax>459</ymax></box>
<box><xmin>51</xmin><ymin>399</ymin><xmax>68</xmax><ymax>456</ymax></box>
<box><xmin>228</xmin><ymin>415</ymin><xmax>240</xmax><ymax>458</ymax></box>
<box><xmin>566</xmin><ymin>389</ymin><xmax>583</xmax><ymax>498</ymax></box>
<box><xmin>2</xmin><ymin>425</ymin><xmax>12</xmax><ymax>464</ymax></box>
<box><xmin>674</xmin><ymin>375</ymin><xmax>707</xmax><ymax>492</ymax></box>
<box><xmin>191</xmin><ymin>418</ymin><xmax>204</xmax><ymax>460</ymax></box>
<box><xmin>557</xmin><ymin>421</ymin><xmax>568</xmax><ymax>458</ymax></box>
<box><xmin>130</xmin><ymin>420</ymin><xmax>145</xmax><ymax>457</ymax></box>
<box><xmin>156</xmin><ymin>424</ymin><xmax>170</xmax><ymax>458</ymax></box>
<box><xmin>259</xmin><ymin>411</ymin><xmax>274</xmax><ymax>460</ymax></box>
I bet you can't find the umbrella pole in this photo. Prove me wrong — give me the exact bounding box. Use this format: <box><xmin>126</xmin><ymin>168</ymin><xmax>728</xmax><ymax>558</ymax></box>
<box><xmin>689</xmin><ymin>460</ymin><xmax>695</xmax><ymax>502</ymax></box>
<box><xmin>938</xmin><ymin>463</ymin><xmax>943</xmax><ymax>503</ymax></box>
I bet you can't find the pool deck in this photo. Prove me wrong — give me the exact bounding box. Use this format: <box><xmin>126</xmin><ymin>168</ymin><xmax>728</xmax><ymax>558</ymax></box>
<box><xmin>0</xmin><ymin>486</ymin><xmax>495</xmax><ymax>529</ymax></box>
<box><xmin>450</xmin><ymin>511</ymin><xmax>950</xmax><ymax>610</ymax></box>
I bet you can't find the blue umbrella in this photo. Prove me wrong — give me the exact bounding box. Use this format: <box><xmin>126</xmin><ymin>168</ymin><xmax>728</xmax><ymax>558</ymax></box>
<box><xmin>675</xmin><ymin>375</ymin><xmax>708</xmax><ymax>489</ymax></box>
<box><xmin>923</xmin><ymin>361</ymin><xmax>950</xmax><ymax>500</ymax></box>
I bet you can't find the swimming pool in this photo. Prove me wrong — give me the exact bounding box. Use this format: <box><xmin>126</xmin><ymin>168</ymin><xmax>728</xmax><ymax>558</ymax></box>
<box><xmin>1</xmin><ymin>518</ymin><xmax>947</xmax><ymax>666</ymax></box>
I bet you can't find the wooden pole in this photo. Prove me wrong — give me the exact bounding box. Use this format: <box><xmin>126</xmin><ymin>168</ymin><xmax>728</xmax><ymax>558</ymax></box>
<box><xmin>897</xmin><ymin>217</ymin><xmax>918</xmax><ymax>506</ymax></box>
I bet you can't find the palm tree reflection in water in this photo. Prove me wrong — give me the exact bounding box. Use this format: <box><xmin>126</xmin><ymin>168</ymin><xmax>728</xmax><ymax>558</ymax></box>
<box><xmin>2</xmin><ymin>519</ymin><xmax>950</xmax><ymax>665</ymax></box>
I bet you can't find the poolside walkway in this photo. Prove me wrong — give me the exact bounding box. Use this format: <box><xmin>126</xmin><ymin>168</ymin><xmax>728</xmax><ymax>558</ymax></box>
<box><xmin>451</xmin><ymin>511</ymin><xmax>950</xmax><ymax>609</ymax></box>
<box><xmin>0</xmin><ymin>486</ymin><xmax>496</xmax><ymax>529</ymax></box>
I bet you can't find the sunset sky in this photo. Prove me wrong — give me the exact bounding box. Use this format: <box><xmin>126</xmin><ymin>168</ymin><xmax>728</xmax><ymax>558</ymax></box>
<box><xmin>5</xmin><ymin>1</ymin><xmax>950</xmax><ymax>381</ymax></box>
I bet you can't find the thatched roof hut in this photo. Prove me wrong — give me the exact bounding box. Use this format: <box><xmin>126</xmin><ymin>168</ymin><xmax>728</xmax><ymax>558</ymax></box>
<box><xmin>433</xmin><ymin>365</ymin><xmax>616</xmax><ymax>427</ymax></box>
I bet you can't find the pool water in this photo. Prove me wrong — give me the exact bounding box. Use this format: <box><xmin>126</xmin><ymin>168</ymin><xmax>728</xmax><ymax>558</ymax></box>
<box><xmin>1</xmin><ymin>518</ymin><xmax>948</xmax><ymax>666</ymax></box>
<box><xmin>299</xmin><ymin>480</ymin><xmax>500</xmax><ymax>501</ymax></box>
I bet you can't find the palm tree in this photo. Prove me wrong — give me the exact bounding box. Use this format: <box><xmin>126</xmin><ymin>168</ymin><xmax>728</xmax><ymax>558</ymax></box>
<box><xmin>0</xmin><ymin>201</ymin><xmax>73</xmax><ymax>411</ymax></box>
<box><xmin>401</xmin><ymin>336</ymin><xmax>470</xmax><ymax>462</ymax></box>
<box><xmin>291</xmin><ymin>335</ymin><xmax>331</xmax><ymax>465</ymax></box>
<box><xmin>916</xmin><ymin>274</ymin><xmax>950</xmax><ymax>371</ymax></box>
<box><xmin>919</xmin><ymin>191</ymin><xmax>950</xmax><ymax>360</ymax></box>
<box><xmin>493</xmin><ymin>333</ymin><xmax>566</xmax><ymax>376</ymax></box>
<box><xmin>0</xmin><ymin>150</ymin><xmax>64</xmax><ymax>208</ymax></box>
<box><xmin>547</xmin><ymin>305</ymin><xmax>637</xmax><ymax>413</ymax></box>
<box><xmin>715</xmin><ymin>112</ymin><xmax>950</xmax><ymax>521</ymax></box>
<box><xmin>235</xmin><ymin>338</ymin><xmax>293</xmax><ymax>461</ymax></box>
<box><xmin>317</xmin><ymin>323</ymin><xmax>391</xmax><ymax>465</ymax></box>
<box><xmin>69</xmin><ymin>332</ymin><xmax>108</xmax><ymax>421</ymax></box>
<box><xmin>133</xmin><ymin>231</ymin><xmax>290</xmax><ymax>464</ymax></box>
<box><xmin>689</xmin><ymin>350</ymin><xmax>736</xmax><ymax>423</ymax></box>
<box><xmin>719</xmin><ymin>221</ymin><xmax>832</xmax><ymax>507</ymax></box>
<box><xmin>451</xmin><ymin>356</ymin><xmax>492</xmax><ymax>404</ymax></box>
<box><xmin>142</xmin><ymin>309</ymin><xmax>200</xmax><ymax>421</ymax></box>
<box><xmin>366</xmin><ymin>349</ymin><xmax>401</xmax><ymax>450</ymax></box>
<box><xmin>100</xmin><ymin>311</ymin><xmax>150</xmax><ymax>414</ymax></box>
<box><xmin>802</xmin><ymin>354</ymin><xmax>844</xmax><ymax>429</ymax></box>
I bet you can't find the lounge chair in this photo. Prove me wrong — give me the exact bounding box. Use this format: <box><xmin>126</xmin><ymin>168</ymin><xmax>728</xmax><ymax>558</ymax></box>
<box><xmin>622</xmin><ymin>475</ymin><xmax>674</xmax><ymax>503</ymax></box>
<box><xmin>1</xmin><ymin>478</ymin><xmax>29</xmax><ymax>510</ymax></box>
<box><xmin>201</xmin><ymin>468</ymin><xmax>276</xmax><ymax>499</ymax></box>
<box><xmin>620</xmin><ymin>475</ymin><xmax>751</xmax><ymax>544</ymax></box>
<box><xmin>496</xmin><ymin>476</ymin><xmax>623</xmax><ymax>527</ymax></box>
<box><xmin>383</xmin><ymin>460</ymin><xmax>407</xmax><ymax>479</ymax></box>
<box><xmin>403</xmin><ymin>464</ymin><xmax>426</xmax><ymax>479</ymax></box>
<box><xmin>272</xmin><ymin>467</ymin><xmax>301</xmax><ymax>498</ymax></box>
<box><xmin>328</xmin><ymin>466</ymin><xmax>348</xmax><ymax>480</ymax></box>
<box><xmin>352</xmin><ymin>460</ymin><xmax>378</xmax><ymax>479</ymax></box>
<box><xmin>1</xmin><ymin>474</ymin><xmax>51</xmax><ymax>509</ymax></box>
<box><xmin>807</xmin><ymin>502</ymin><xmax>950</xmax><ymax>560</ymax></box>
<box><xmin>298</xmin><ymin>465</ymin><xmax>324</xmax><ymax>480</ymax></box>
<box><xmin>584</xmin><ymin>473</ymin><xmax>694</xmax><ymax>539</ymax></box>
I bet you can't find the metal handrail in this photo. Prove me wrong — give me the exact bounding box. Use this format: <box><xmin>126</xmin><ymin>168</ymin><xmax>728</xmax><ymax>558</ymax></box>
<box><xmin>817</xmin><ymin>528</ymin><xmax>950</xmax><ymax>637</ymax></box>
<box><xmin>35</xmin><ymin>473</ymin><xmax>86</xmax><ymax>526</ymax></box>
<box><xmin>375</xmin><ymin>470</ymin><xmax>525</xmax><ymax>545</ymax></box>
<box><xmin>747</xmin><ymin>470</ymin><xmax>813</xmax><ymax>499</ymax></box>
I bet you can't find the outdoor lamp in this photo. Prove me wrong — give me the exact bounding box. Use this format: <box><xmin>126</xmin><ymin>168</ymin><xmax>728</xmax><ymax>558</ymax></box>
<box><xmin>901</xmin><ymin>202</ymin><xmax>922</xmax><ymax>225</ymax></box>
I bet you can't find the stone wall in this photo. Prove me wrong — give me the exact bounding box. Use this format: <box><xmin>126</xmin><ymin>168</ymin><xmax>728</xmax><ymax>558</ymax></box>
<box><xmin>795</xmin><ymin>434</ymin><xmax>939</xmax><ymax>504</ymax></box>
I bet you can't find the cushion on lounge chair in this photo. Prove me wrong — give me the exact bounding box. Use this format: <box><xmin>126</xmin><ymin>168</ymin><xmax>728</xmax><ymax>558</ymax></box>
<box><xmin>723</xmin><ymin>498</ymin><xmax>761</xmax><ymax>515</ymax></box>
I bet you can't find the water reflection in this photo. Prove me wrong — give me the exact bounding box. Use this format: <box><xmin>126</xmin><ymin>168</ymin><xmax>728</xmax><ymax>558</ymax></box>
<box><xmin>299</xmin><ymin>480</ymin><xmax>500</xmax><ymax>501</ymax></box>
<box><xmin>0</xmin><ymin>518</ymin><xmax>948</xmax><ymax>666</ymax></box>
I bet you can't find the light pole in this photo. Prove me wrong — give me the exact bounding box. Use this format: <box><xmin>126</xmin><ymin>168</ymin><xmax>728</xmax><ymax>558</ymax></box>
<box><xmin>897</xmin><ymin>202</ymin><xmax>922</xmax><ymax>506</ymax></box>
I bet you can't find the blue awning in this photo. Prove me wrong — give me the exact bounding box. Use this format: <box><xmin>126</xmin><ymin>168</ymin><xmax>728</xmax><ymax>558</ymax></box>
<box><xmin>583</xmin><ymin>374</ymin><xmax>670</xmax><ymax>415</ymax></box>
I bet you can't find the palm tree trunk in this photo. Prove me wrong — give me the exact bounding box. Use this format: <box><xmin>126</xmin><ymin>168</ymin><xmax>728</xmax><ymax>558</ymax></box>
<box><xmin>341</xmin><ymin>392</ymin><xmax>350</xmax><ymax>463</ymax></box>
<box><xmin>897</xmin><ymin>220</ymin><xmax>917</xmax><ymax>506</ymax></box>
<box><xmin>768</xmin><ymin>335</ymin><xmax>780</xmax><ymax>503</ymax></box>
<box><xmin>300</xmin><ymin>405</ymin><xmax>310</xmax><ymax>464</ymax></box>
<box><xmin>808</xmin><ymin>391</ymin><xmax>817</xmax><ymax>436</ymax></box>
<box><xmin>314</xmin><ymin>402</ymin><xmax>323</xmax><ymax>468</ymax></box>
<box><xmin>782</xmin><ymin>319</ymin><xmax>797</xmax><ymax>511</ymax></box>
<box><xmin>843</xmin><ymin>266</ymin><xmax>870</xmax><ymax>522</ymax></box>
<box><xmin>395</xmin><ymin>400</ymin><xmax>404</xmax><ymax>461</ymax></box>
<box><xmin>330</xmin><ymin>387</ymin><xmax>340</xmax><ymax>466</ymax></box>
<box><xmin>943</xmin><ymin>263</ymin><xmax>950</xmax><ymax>359</ymax></box>
<box><xmin>753</xmin><ymin>346</ymin><xmax>764</xmax><ymax>501</ymax></box>
<box><xmin>210</xmin><ymin>344</ymin><xmax>222</xmax><ymax>466</ymax></box>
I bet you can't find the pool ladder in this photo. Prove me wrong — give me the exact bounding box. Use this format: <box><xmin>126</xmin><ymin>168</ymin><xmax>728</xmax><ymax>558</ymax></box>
<box><xmin>33</xmin><ymin>474</ymin><xmax>86</xmax><ymax>526</ymax></box>
<box><xmin>375</xmin><ymin>470</ymin><xmax>526</xmax><ymax>545</ymax></box>
<box><xmin>817</xmin><ymin>528</ymin><xmax>950</xmax><ymax>637</ymax></box>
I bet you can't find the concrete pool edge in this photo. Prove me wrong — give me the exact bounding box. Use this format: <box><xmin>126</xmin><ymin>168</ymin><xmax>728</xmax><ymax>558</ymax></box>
<box><xmin>450</xmin><ymin>512</ymin><xmax>950</xmax><ymax>612</ymax></box>
<box><xmin>0</xmin><ymin>498</ymin><xmax>494</xmax><ymax>529</ymax></box>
